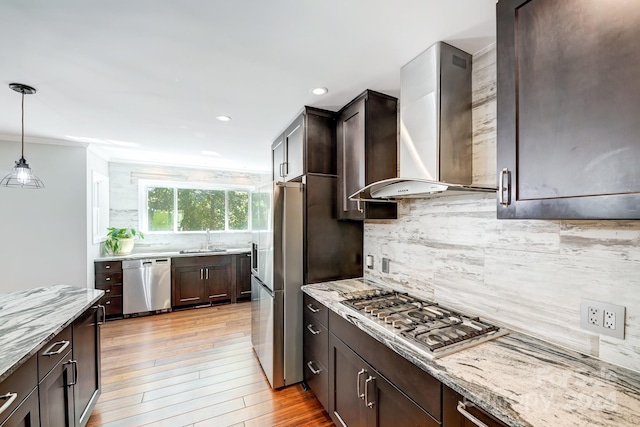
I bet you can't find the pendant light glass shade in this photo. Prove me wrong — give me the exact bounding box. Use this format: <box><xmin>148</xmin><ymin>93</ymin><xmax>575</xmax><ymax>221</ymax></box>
<box><xmin>1</xmin><ymin>83</ymin><xmax>44</xmax><ymax>189</ymax></box>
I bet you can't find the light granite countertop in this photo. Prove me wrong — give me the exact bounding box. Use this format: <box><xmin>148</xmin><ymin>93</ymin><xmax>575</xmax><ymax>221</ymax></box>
<box><xmin>302</xmin><ymin>278</ymin><xmax>640</xmax><ymax>427</ymax></box>
<box><xmin>0</xmin><ymin>285</ymin><xmax>104</xmax><ymax>383</ymax></box>
<box><xmin>95</xmin><ymin>247</ymin><xmax>251</xmax><ymax>262</ymax></box>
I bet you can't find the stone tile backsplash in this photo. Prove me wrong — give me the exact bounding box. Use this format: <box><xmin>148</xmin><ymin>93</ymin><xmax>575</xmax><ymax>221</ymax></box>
<box><xmin>363</xmin><ymin>44</ymin><xmax>640</xmax><ymax>373</ymax></box>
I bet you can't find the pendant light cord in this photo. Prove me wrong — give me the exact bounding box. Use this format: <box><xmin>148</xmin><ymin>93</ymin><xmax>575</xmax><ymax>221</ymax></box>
<box><xmin>20</xmin><ymin>91</ymin><xmax>25</xmax><ymax>160</ymax></box>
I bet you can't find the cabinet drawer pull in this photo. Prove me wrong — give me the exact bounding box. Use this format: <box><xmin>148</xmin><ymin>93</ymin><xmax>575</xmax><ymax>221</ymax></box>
<box><xmin>180</xmin><ymin>297</ymin><xmax>200</xmax><ymax>302</ymax></box>
<box><xmin>105</xmin><ymin>265</ymin><xmax>111</xmax><ymax>269</ymax></box>
<box><xmin>0</xmin><ymin>392</ymin><xmax>18</xmax><ymax>416</ymax></box>
<box><xmin>499</xmin><ymin>168</ymin><xmax>511</xmax><ymax>207</ymax></box>
<box><xmin>105</xmin><ymin>288</ymin><xmax>111</xmax><ymax>293</ymax></box>
<box><xmin>105</xmin><ymin>300</ymin><xmax>111</xmax><ymax>305</ymax></box>
<box><xmin>42</xmin><ymin>340</ymin><xmax>70</xmax><ymax>357</ymax></box>
<box><xmin>365</xmin><ymin>376</ymin><xmax>375</xmax><ymax>408</ymax></box>
<box><xmin>306</xmin><ymin>361</ymin><xmax>321</xmax><ymax>375</ymax></box>
<box><xmin>209</xmin><ymin>294</ymin><xmax>227</xmax><ymax>299</ymax></box>
<box><xmin>356</xmin><ymin>368</ymin><xmax>366</xmax><ymax>400</ymax></box>
<box><xmin>105</xmin><ymin>277</ymin><xmax>111</xmax><ymax>281</ymax></box>
<box><xmin>457</xmin><ymin>400</ymin><xmax>490</xmax><ymax>427</ymax></box>
<box><xmin>306</xmin><ymin>303</ymin><xmax>320</xmax><ymax>313</ymax></box>
<box><xmin>306</xmin><ymin>324</ymin><xmax>321</xmax><ymax>335</ymax></box>
<box><xmin>240</xmin><ymin>290</ymin><xmax>252</xmax><ymax>295</ymax></box>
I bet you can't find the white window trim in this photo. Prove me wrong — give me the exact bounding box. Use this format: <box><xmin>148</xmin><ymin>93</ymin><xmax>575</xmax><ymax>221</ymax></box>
<box><xmin>138</xmin><ymin>179</ymin><xmax>253</xmax><ymax>234</ymax></box>
<box><xmin>92</xmin><ymin>171</ymin><xmax>110</xmax><ymax>244</ymax></box>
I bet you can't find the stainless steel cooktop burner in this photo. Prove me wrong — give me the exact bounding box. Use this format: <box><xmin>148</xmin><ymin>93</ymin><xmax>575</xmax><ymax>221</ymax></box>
<box><xmin>341</xmin><ymin>291</ymin><xmax>507</xmax><ymax>358</ymax></box>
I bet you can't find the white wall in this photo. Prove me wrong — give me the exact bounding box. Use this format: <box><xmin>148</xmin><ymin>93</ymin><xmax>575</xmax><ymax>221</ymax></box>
<box><xmin>0</xmin><ymin>141</ymin><xmax>88</xmax><ymax>293</ymax></box>
<box><xmin>86</xmin><ymin>148</ymin><xmax>109</xmax><ymax>287</ymax></box>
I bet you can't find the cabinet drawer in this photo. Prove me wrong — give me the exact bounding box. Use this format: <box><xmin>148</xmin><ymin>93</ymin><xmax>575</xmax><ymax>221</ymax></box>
<box><xmin>0</xmin><ymin>355</ymin><xmax>37</xmax><ymax>425</ymax></box>
<box><xmin>303</xmin><ymin>315</ymin><xmax>328</xmax><ymax>370</ymax></box>
<box><xmin>95</xmin><ymin>272</ymin><xmax>122</xmax><ymax>286</ymax></box>
<box><xmin>99</xmin><ymin>295</ymin><xmax>123</xmax><ymax>317</ymax></box>
<box><xmin>95</xmin><ymin>261</ymin><xmax>122</xmax><ymax>274</ymax></box>
<box><xmin>37</xmin><ymin>325</ymin><xmax>72</xmax><ymax>382</ymax></box>
<box><xmin>303</xmin><ymin>294</ymin><xmax>328</xmax><ymax>326</ymax></box>
<box><xmin>304</xmin><ymin>354</ymin><xmax>328</xmax><ymax>412</ymax></box>
<box><xmin>172</xmin><ymin>255</ymin><xmax>231</xmax><ymax>268</ymax></box>
<box><xmin>95</xmin><ymin>283</ymin><xmax>123</xmax><ymax>296</ymax></box>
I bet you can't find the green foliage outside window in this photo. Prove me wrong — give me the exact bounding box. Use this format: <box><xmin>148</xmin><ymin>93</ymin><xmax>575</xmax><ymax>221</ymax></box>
<box><xmin>148</xmin><ymin>187</ymin><xmax>174</xmax><ymax>231</ymax></box>
<box><xmin>146</xmin><ymin>185</ymin><xmax>250</xmax><ymax>232</ymax></box>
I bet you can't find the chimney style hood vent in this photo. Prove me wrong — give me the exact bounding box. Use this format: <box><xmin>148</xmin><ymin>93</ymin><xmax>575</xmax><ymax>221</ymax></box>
<box><xmin>350</xmin><ymin>42</ymin><xmax>496</xmax><ymax>202</ymax></box>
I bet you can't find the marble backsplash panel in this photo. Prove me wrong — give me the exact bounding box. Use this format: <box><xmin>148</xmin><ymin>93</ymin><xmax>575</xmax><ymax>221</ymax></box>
<box><xmin>108</xmin><ymin>162</ymin><xmax>270</xmax><ymax>253</ymax></box>
<box><xmin>363</xmin><ymin>44</ymin><xmax>640</xmax><ymax>373</ymax></box>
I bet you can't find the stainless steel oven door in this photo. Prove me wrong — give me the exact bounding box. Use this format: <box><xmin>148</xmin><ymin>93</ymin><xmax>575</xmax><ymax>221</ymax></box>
<box><xmin>251</xmin><ymin>275</ymin><xmax>284</xmax><ymax>389</ymax></box>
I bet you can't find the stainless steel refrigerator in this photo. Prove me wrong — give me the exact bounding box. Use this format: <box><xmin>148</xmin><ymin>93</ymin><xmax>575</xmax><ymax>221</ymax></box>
<box><xmin>251</xmin><ymin>181</ymin><xmax>304</xmax><ymax>389</ymax></box>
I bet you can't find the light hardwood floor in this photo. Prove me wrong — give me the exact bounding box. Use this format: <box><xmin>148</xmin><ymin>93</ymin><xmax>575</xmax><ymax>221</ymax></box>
<box><xmin>87</xmin><ymin>302</ymin><xmax>334</xmax><ymax>427</ymax></box>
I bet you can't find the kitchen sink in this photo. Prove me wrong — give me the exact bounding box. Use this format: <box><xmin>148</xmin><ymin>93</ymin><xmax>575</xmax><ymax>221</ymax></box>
<box><xmin>179</xmin><ymin>248</ymin><xmax>227</xmax><ymax>254</ymax></box>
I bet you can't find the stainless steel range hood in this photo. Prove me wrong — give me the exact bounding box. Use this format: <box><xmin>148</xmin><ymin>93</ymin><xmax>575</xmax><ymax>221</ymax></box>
<box><xmin>351</xmin><ymin>42</ymin><xmax>496</xmax><ymax>201</ymax></box>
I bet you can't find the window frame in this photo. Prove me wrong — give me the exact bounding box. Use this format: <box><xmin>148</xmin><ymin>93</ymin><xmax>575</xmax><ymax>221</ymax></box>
<box><xmin>138</xmin><ymin>179</ymin><xmax>252</xmax><ymax>234</ymax></box>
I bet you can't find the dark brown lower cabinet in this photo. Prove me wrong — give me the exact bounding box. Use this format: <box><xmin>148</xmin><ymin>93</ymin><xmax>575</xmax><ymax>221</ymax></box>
<box><xmin>72</xmin><ymin>306</ymin><xmax>101</xmax><ymax>427</ymax></box>
<box><xmin>236</xmin><ymin>253</ymin><xmax>252</xmax><ymax>300</ymax></box>
<box><xmin>172</xmin><ymin>255</ymin><xmax>233</xmax><ymax>308</ymax></box>
<box><xmin>329</xmin><ymin>334</ymin><xmax>439</xmax><ymax>427</ymax></box>
<box><xmin>1</xmin><ymin>388</ymin><xmax>40</xmax><ymax>427</ymax></box>
<box><xmin>38</xmin><ymin>350</ymin><xmax>75</xmax><ymax>427</ymax></box>
<box><xmin>443</xmin><ymin>385</ymin><xmax>510</xmax><ymax>427</ymax></box>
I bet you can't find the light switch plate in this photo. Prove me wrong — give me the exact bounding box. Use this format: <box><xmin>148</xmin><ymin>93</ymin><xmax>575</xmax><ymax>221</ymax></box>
<box><xmin>580</xmin><ymin>298</ymin><xmax>625</xmax><ymax>339</ymax></box>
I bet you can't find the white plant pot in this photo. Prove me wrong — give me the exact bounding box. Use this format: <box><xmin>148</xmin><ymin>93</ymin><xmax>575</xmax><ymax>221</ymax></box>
<box><xmin>115</xmin><ymin>238</ymin><xmax>135</xmax><ymax>255</ymax></box>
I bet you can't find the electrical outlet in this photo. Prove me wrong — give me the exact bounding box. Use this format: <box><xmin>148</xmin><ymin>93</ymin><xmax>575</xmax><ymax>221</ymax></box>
<box><xmin>382</xmin><ymin>257</ymin><xmax>390</xmax><ymax>273</ymax></box>
<box><xmin>588</xmin><ymin>307</ymin><xmax>602</xmax><ymax>326</ymax></box>
<box><xmin>580</xmin><ymin>298</ymin><xmax>625</xmax><ymax>339</ymax></box>
<box><xmin>604</xmin><ymin>310</ymin><xmax>616</xmax><ymax>329</ymax></box>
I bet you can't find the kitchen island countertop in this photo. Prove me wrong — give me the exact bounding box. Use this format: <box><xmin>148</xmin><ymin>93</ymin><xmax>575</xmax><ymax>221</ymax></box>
<box><xmin>302</xmin><ymin>278</ymin><xmax>640</xmax><ymax>427</ymax></box>
<box><xmin>95</xmin><ymin>247</ymin><xmax>250</xmax><ymax>262</ymax></box>
<box><xmin>0</xmin><ymin>285</ymin><xmax>104</xmax><ymax>382</ymax></box>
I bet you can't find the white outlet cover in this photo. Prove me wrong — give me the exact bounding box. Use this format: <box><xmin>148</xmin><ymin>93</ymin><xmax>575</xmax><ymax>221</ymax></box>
<box><xmin>580</xmin><ymin>298</ymin><xmax>625</xmax><ymax>339</ymax></box>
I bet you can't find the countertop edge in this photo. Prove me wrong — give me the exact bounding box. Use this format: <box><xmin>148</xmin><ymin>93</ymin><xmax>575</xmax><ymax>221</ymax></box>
<box><xmin>0</xmin><ymin>286</ymin><xmax>105</xmax><ymax>383</ymax></box>
<box><xmin>95</xmin><ymin>248</ymin><xmax>250</xmax><ymax>262</ymax></box>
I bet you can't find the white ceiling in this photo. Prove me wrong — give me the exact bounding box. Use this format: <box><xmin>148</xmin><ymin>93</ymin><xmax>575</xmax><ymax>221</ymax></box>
<box><xmin>0</xmin><ymin>0</ymin><xmax>496</xmax><ymax>173</ymax></box>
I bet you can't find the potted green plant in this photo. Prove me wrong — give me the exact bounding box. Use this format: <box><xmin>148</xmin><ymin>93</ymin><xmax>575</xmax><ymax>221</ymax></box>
<box><xmin>104</xmin><ymin>227</ymin><xmax>145</xmax><ymax>255</ymax></box>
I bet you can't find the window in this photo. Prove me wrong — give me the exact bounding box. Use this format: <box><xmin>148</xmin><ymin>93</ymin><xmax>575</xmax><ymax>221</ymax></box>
<box><xmin>141</xmin><ymin>181</ymin><xmax>251</xmax><ymax>233</ymax></box>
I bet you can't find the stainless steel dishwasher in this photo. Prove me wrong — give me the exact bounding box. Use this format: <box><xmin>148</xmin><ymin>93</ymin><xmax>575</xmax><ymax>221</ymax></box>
<box><xmin>122</xmin><ymin>258</ymin><xmax>171</xmax><ymax>315</ymax></box>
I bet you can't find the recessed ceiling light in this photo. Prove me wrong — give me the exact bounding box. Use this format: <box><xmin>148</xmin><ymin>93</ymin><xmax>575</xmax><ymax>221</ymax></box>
<box><xmin>216</xmin><ymin>115</ymin><xmax>232</xmax><ymax>122</ymax></box>
<box><xmin>202</xmin><ymin>150</ymin><xmax>221</xmax><ymax>157</ymax></box>
<box><xmin>311</xmin><ymin>87</ymin><xmax>328</xmax><ymax>95</ymax></box>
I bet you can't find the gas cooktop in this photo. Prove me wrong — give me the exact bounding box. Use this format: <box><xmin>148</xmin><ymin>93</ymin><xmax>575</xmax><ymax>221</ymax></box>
<box><xmin>341</xmin><ymin>290</ymin><xmax>507</xmax><ymax>359</ymax></box>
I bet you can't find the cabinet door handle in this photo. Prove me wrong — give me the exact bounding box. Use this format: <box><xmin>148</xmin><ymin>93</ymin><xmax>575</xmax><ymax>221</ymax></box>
<box><xmin>306</xmin><ymin>303</ymin><xmax>320</xmax><ymax>313</ymax></box>
<box><xmin>365</xmin><ymin>376</ymin><xmax>375</xmax><ymax>408</ymax></box>
<box><xmin>499</xmin><ymin>168</ymin><xmax>511</xmax><ymax>207</ymax></box>
<box><xmin>98</xmin><ymin>304</ymin><xmax>106</xmax><ymax>325</ymax></box>
<box><xmin>306</xmin><ymin>361</ymin><xmax>321</xmax><ymax>375</ymax></box>
<box><xmin>209</xmin><ymin>293</ymin><xmax>227</xmax><ymax>299</ymax></box>
<box><xmin>200</xmin><ymin>268</ymin><xmax>204</xmax><ymax>280</ymax></box>
<box><xmin>240</xmin><ymin>290</ymin><xmax>251</xmax><ymax>295</ymax></box>
<box><xmin>68</xmin><ymin>360</ymin><xmax>78</xmax><ymax>386</ymax></box>
<box><xmin>356</xmin><ymin>368</ymin><xmax>366</xmax><ymax>400</ymax></box>
<box><xmin>457</xmin><ymin>400</ymin><xmax>490</xmax><ymax>427</ymax></box>
<box><xmin>279</xmin><ymin>163</ymin><xmax>285</xmax><ymax>178</ymax></box>
<box><xmin>180</xmin><ymin>297</ymin><xmax>200</xmax><ymax>302</ymax></box>
<box><xmin>206</xmin><ymin>268</ymin><xmax>209</xmax><ymax>280</ymax></box>
<box><xmin>42</xmin><ymin>340</ymin><xmax>70</xmax><ymax>357</ymax></box>
<box><xmin>0</xmin><ymin>392</ymin><xmax>18</xmax><ymax>416</ymax></box>
<box><xmin>306</xmin><ymin>324</ymin><xmax>321</xmax><ymax>335</ymax></box>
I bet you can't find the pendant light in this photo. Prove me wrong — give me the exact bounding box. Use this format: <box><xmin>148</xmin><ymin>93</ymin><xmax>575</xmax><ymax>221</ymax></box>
<box><xmin>1</xmin><ymin>83</ymin><xmax>44</xmax><ymax>189</ymax></box>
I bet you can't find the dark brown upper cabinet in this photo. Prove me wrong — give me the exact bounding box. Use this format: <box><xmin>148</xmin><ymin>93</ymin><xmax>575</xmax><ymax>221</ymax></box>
<box><xmin>337</xmin><ymin>90</ymin><xmax>397</xmax><ymax>220</ymax></box>
<box><xmin>272</xmin><ymin>107</ymin><xmax>336</xmax><ymax>182</ymax></box>
<box><xmin>497</xmin><ymin>0</ymin><xmax>640</xmax><ymax>219</ymax></box>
